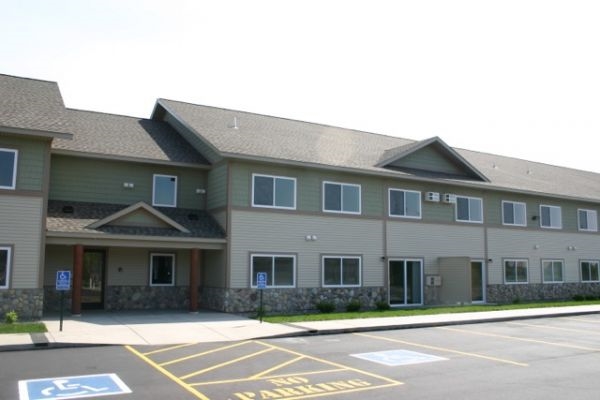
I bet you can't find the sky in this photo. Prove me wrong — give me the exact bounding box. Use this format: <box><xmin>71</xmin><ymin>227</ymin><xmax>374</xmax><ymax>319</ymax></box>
<box><xmin>2</xmin><ymin>1</ymin><xmax>600</xmax><ymax>172</ymax></box>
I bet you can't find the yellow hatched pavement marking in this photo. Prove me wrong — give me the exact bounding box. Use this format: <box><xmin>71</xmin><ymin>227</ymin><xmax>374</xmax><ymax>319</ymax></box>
<box><xmin>440</xmin><ymin>326</ymin><xmax>600</xmax><ymax>352</ymax></box>
<box><xmin>126</xmin><ymin>345</ymin><xmax>210</xmax><ymax>400</ymax></box>
<box><xmin>160</xmin><ymin>340</ymin><xmax>252</xmax><ymax>367</ymax></box>
<box><xmin>180</xmin><ymin>347</ymin><xmax>275</xmax><ymax>380</ymax></box>
<box><xmin>189</xmin><ymin>368</ymin><xmax>346</xmax><ymax>387</ymax></box>
<box><xmin>354</xmin><ymin>332</ymin><xmax>528</xmax><ymax>367</ymax></box>
<box><xmin>251</xmin><ymin>355</ymin><xmax>306</xmax><ymax>379</ymax></box>
<box><xmin>143</xmin><ymin>343</ymin><xmax>197</xmax><ymax>356</ymax></box>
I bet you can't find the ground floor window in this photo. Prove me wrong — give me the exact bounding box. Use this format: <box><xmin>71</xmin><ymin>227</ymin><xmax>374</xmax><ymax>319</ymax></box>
<box><xmin>251</xmin><ymin>254</ymin><xmax>295</xmax><ymax>288</ymax></box>
<box><xmin>581</xmin><ymin>260</ymin><xmax>600</xmax><ymax>282</ymax></box>
<box><xmin>0</xmin><ymin>246</ymin><xmax>11</xmax><ymax>289</ymax></box>
<box><xmin>542</xmin><ymin>260</ymin><xmax>564</xmax><ymax>283</ymax></box>
<box><xmin>322</xmin><ymin>256</ymin><xmax>361</xmax><ymax>287</ymax></box>
<box><xmin>150</xmin><ymin>253</ymin><xmax>175</xmax><ymax>286</ymax></box>
<box><xmin>504</xmin><ymin>259</ymin><xmax>528</xmax><ymax>283</ymax></box>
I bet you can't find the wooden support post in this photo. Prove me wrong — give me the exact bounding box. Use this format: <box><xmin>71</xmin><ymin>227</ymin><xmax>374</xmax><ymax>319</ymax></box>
<box><xmin>71</xmin><ymin>244</ymin><xmax>83</xmax><ymax>315</ymax></box>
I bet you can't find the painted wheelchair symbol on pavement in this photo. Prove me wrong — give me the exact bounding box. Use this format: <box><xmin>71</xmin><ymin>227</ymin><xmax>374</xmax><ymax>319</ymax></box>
<box><xmin>19</xmin><ymin>373</ymin><xmax>131</xmax><ymax>400</ymax></box>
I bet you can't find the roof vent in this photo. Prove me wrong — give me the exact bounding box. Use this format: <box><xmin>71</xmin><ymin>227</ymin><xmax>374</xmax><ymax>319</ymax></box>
<box><xmin>188</xmin><ymin>213</ymin><xmax>199</xmax><ymax>221</ymax></box>
<box><xmin>62</xmin><ymin>205</ymin><xmax>74</xmax><ymax>214</ymax></box>
<box><xmin>229</xmin><ymin>116</ymin><xmax>239</xmax><ymax>130</ymax></box>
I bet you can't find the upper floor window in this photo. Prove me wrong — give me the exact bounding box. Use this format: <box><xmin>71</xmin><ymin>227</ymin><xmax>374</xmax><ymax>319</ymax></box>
<box><xmin>149</xmin><ymin>253</ymin><xmax>175</xmax><ymax>286</ymax></box>
<box><xmin>389</xmin><ymin>189</ymin><xmax>421</xmax><ymax>219</ymax></box>
<box><xmin>456</xmin><ymin>196</ymin><xmax>483</xmax><ymax>223</ymax></box>
<box><xmin>323</xmin><ymin>181</ymin><xmax>361</xmax><ymax>214</ymax></box>
<box><xmin>578</xmin><ymin>209</ymin><xmax>598</xmax><ymax>232</ymax></box>
<box><xmin>542</xmin><ymin>260</ymin><xmax>564</xmax><ymax>283</ymax></box>
<box><xmin>0</xmin><ymin>247</ymin><xmax>11</xmax><ymax>289</ymax></box>
<box><xmin>502</xmin><ymin>201</ymin><xmax>526</xmax><ymax>226</ymax></box>
<box><xmin>540</xmin><ymin>205</ymin><xmax>562</xmax><ymax>229</ymax></box>
<box><xmin>322</xmin><ymin>256</ymin><xmax>361</xmax><ymax>287</ymax></box>
<box><xmin>252</xmin><ymin>174</ymin><xmax>296</xmax><ymax>209</ymax></box>
<box><xmin>251</xmin><ymin>254</ymin><xmax>295</xmax><ymax>288</ymax></box>
<box><xmin>153</xmin><ymin>174</ymin><xmax>178</xmax><ymax>207</ymax></box>
<box><xmin>0</xmin><ymin>148</ymin><xmax>18</xmax><ymax>190</ymax></box>
<box><xmin>581</xmin><ymin>260</ymin><xmax>600</xmax><ymax>282</ymax></box>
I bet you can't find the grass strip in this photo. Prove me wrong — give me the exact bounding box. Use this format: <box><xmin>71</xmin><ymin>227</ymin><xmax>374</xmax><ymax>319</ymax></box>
<box><xmin>0</xmin><ymin>322</ymin><xmax>47</xmax><ymax>334</ymax></box>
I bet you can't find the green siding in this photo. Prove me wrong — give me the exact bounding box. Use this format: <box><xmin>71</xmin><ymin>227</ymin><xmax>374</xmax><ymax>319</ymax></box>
<box><xmin>49</xmin><ymin>155</ymin><xmax>207</xmax><ymax>209</ymax></box>
<box><xmin>391</xmin><ymin>145</ymin><xmax>464</xmax><ymax>175</ymax></box>
<box><xmin>0</xmin><ymin>134</ymin><xmax>47</xmax><ymax>191</ymax></box>
<box><xmin>207</xmin><ymin>163</ymin><xmax>228</xmax><ymax>210</ymax></box>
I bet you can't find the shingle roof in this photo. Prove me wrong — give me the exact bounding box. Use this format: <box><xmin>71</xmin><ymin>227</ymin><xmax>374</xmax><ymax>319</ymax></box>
<box><xmin>0</xmin><ymin>74</ymin><xmax>72</xmax><ymax>136</ymax></box>
<box><xmin>157</xmin><ymin>99</ymin><xmax>600</xmax><ymax>203</ymax></box>
<box><xmin>52</xmin><ymin>109</ymin><xmax>209</xmax><ymax>165</ymax></box>
<box><xmin>47</xmin><ymin>201</ymin><xmax>225</xmax><ymax>239</ymax></box>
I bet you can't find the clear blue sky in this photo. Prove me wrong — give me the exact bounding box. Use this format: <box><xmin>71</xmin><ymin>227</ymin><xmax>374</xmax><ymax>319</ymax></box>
<box><xmin>2</xmin><ymin>1</ymin><xmax>600</xmax><ymax>172</ymax></box>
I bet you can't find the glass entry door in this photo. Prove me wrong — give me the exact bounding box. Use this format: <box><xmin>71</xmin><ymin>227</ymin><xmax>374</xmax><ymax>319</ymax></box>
<box><xmin>470</xmin><ymin>261</ymin><xmax>485</xmax><ymax>303</ymax></box>
<box><xmin>82</xmin><ymin>250</ymin><xmax>105</xmax><ymax>309</ymax></box>
<box><xmin>389</xmin><ymin>259</ymin><xmax>423</xmax><ymax>306</ymax></box>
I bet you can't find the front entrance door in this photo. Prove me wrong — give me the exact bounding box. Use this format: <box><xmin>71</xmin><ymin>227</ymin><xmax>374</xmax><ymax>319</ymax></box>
<box><xmin>82</xmin><ymin>250</ymin><xmax>105</xmax><ymax>309</ymax></box>
<box><xmin>470</xmin><ymin>260</ymin><xmax>485</xmax><ymax>303</ymax></box>
<box><xmin>389</xmin><ymin>259</ymin><xmax>423</xmax><ymax>306</ymax></box>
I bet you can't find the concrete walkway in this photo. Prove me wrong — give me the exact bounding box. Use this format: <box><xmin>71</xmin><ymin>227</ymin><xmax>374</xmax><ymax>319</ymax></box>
<box><xmin>2</xmin><ymin>304</ymin><xmax>600</xmax><ymax>351</ymax></box>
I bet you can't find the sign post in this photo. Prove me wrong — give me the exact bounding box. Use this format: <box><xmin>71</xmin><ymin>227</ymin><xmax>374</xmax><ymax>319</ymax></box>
<box><xmin>55</xmin><ymin>270</ymin><xmax>71</xmax><ymax>332</ymax></box>
<box><xmin>256</xmin><ymin>272</ymin><xmax>267</xmax><ymax>323</ymax></box>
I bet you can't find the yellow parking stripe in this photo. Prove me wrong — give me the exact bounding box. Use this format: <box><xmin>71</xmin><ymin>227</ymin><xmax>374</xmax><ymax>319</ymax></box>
<box><xmin>251</xmin><ymin>355</ymin><xmax>306</xmax><ymax>379</ymax></box>
<box><xmin>126</xmin><ymin>345</ymin><xmax>210</xmax><ymax>400</ymax></box>
<box><xmin>143</xmin><ymin>343</ymin><xmax>196</xmax><ymax>356</ymax></box>
<box><xmin>160</xmin><ymin>340</ymin><xmax>252</xmax><ymax>367</ymax></box>
<box><xmin>508</xmin><ymin>321</ymin><xmax>600</xmax><ymax>335</ymax></box>
<box><xmin>180</xmin><ymin>347</ymin><xmax>275</xmax><ymax>380</ymax></box>
<box><xmin>354</xmin><ymin>332</ymin><xmax>528</xmax><ymax>367</ymax></box>
<box><xmin>439</xmin><ymin>326</ymin><xmax>600</xmax><ymax>352</ymax></box>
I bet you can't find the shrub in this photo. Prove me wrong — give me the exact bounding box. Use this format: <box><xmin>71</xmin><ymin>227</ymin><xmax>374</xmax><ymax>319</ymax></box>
<box><xmin>316</xmin><ymin>301</ymin><xmax>336</xmax><ymax>313</ymax></box>
<box><xmin>376</xmin><ymin>301</ymin><xmax>391</xmax><ymax>311</ymax></box>
<box><xmin>5</xmin><ymin>310</ymin><xmax>18</xmax><ymax>324</ymax></box>
<box><xmin>573</xmin><ymin>295</ymin><xmax>585</xmax><ymax>301</ymax></box>
<box><xmin>346</xmin><ymin>299</ymin><xmax>361</xmax><ymax>312</ymax></box>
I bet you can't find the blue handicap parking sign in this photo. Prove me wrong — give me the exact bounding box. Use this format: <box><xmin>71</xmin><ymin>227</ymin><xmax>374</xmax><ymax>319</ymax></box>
<box><xmin>55</xmin><ymin>270</ymin><xmax>71</xmax><ymax>291</ymax></box>
<box><xmin>18</xmin><ymin>373</ymin><xmax>131</xmax><ymax>400</ymax></box>
<box><xmin>256</xmin><ymin>272</ymin><xmax>268</xmax><ymax>289</ymax></box>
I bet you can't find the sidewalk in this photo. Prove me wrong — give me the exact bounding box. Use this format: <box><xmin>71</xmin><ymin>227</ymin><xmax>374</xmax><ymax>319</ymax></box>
<box><xmin>2</xmin><ymin>304</ymin><xmax>600</xmax><ymax>351</ymax></box>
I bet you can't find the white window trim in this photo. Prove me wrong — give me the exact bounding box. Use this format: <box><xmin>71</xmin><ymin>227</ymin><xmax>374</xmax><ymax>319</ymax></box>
<box><xmin>455</xmin><ymin>196</ymin><xmax>483</xmax><ymax>223</ymax></box>
<box><xmin>0</xmin><ymin>246</ymin><xmax>11</xmax><ymax>289</ymax></box>
<box><xmin>251</xmin><ymin>174</ymin><xmax>297</xmax><ymax>210</ymax></box>
<box><xmin>501</xmin><ymin>200</ymin><xmax>527</xmax><ymax>227</ymax></box>
<box><xmin>0</xmin><ymin>148</ymin><xmax>18</xmax><ymax>190</ymax></box>
<box><xmin>539</xmin><ymin>204</ymin><xmax>562</xmax><ymax>229</ymax></box>
<box><xmin>580</xmin><ymin>260</ymin><xmax>600</xmax><ymax>283</ymax></box>
<box><xmin>578</xmin><ymin>209</ymin><xmax>598</xmax><ymax>232</ymax></box>
<box><xmin>322</xmin><ymin>255</ymin><xmax>362</xmax><ymax>288</ymax></box>
<box><xmin>322</xmin><ymin>181</ymin><xmax>362</xmax><ymax>215</ymax></box>
<box><xmin>388</xmin><ymin>188</ymin><xmax>422</xmax><ymax>219</ymax></box>
<box><xmin>152</xmin><ymin>174</ymin><xmax>178</xmax><ymax>208</ymax></box>
<box><xmin>542</xmin><ymin>259</ymin><xmax>564</xmax><ymax>284</ymax></box>
<box><xmin>503</xmin><ymin>258</ymin><xmax>529</xmax><ymax>284</ymax></box>
<box><xmin>250</xmin><ymin>254</ymin><xmax>296</xmax><ymax>288</ymax></box>
<box><xmin>149</xmin><ymin>253</ymin><xmax>175</xmax><ymax>287</ymax></box>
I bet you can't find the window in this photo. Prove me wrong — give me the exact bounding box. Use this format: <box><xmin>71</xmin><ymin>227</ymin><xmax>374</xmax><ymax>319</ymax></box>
<box><xmin>252</xmin><ymin>174</ymin><xmax>296</xmax><ymax>209</ymax></box>
<box><xmin>578</xmin><ymin>209</ymin><xmax>598</xmax><ymax>232</ymax></box>
<box><xmin>504</xmin><ymin>259</ymin><xmax>528</xmax><ymax>284</ymax></box>
<box><xmin>389</xmin><ymin>189</ymin><xmax>421</xmax><ymax>218</ymax></box>
<box><xmin>150</xmin><ymin>253</ymin><xmax>175</xmax><ymax>286</ymax></box>
<box><xmin>153</xmin><ymin>174</ymin><xmax>177</xmax><ymax>207</ymax></box>
<box><xmin>540</xmin><ymin>205</ymin><xmax>562</xmax><ymax>229</ymax></box>
<box><xmin>456</xmin><ymin>196</ymin><xmax>483</xmax><ymax>223</ymax></box>
<box><xmin>251</xmin><ymin>254</ymin><xmax>295</xmax><ymax>288</ymax></box>
<box><xmin>0</xmin><ymin>148</ymin><xmax>18</xmax><ymax>190</ymax></box>
<box><xmin>323</xmin><ymin>256</ymin><xmax>361</xmax><ymax>287</ymax></box>
<box><xmin>323</xmin><ymin>181</ymin><xmax>361</xmax><ymax>214</ymax></box>
<box><xmin>0</xmin><ymin>247</ymin><xmax>11</xmax><ymax>289</ymax></box>
<box><xmin>542</xmin><ymin>260</ymin><xmax>564</xmax><ymax>283</ymax></box>
<box><xmin>502</xmin><ymin>201</ymin><xmax>527</xmax><ymax>226</ymax></box>
<box><xmin>581</xmin><ymin>260</ymin><xmax>600</xmax><ymax>282</ymax></box>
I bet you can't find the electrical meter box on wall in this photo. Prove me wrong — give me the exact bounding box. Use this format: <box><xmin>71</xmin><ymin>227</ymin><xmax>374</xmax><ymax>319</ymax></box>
<box><xmin>426</xmin><ymin>275</ymin><xmax>442</xmax><ymax>286</ymax></box>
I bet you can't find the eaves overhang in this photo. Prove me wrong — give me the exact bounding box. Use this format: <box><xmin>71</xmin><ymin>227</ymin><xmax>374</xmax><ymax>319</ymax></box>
<box><xmin>0</xmin><ymin>125</ymin><xmax>73</xmax><ymax>140</ymax></box>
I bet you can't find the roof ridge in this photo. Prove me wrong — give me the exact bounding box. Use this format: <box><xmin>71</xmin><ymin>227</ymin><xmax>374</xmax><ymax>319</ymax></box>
<box><xmin>0</xmin><ymin>72</ymin><xmax>59</xmax><ymax>85</ymax></box>
<box><xmin>66</xmin><ymin>107</ymin><xmax>149</xmax><ymax>121</ymax></box>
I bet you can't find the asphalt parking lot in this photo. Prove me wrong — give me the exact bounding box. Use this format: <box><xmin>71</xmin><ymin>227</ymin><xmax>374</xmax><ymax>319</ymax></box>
<box><xmin>126</xmin><ymin>314</ymin><xmax>600</xmax><ymax>400</ymax></box>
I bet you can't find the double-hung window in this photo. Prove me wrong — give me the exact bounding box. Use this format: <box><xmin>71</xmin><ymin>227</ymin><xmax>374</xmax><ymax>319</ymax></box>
<box><xmin>322</xmin><ymin>256</ymin><xmax>361</xmax><ymax>287</ymax></box>
<box><xmin>578</xmin><ymin>209</ymin><xmax>598</xmax><ymax>232</ymax></box>
<box><xmin>456</xmin><ymin>196</ymin><xmax>483</xmax><ymax>223</ymax></box>
<box><xmin>542</xmin><ymin>260</ymin><xmax>564</xmax><ymax>283</ymax></box>
<box><xmin>540</xmin><ymin>205</ymin><xmax>562</xmax><ymax>229</ymax></box>
<box><xmin>252</xmin><ymin>174</ymin><xmax>296</xmax><ymax>209</ymax></box>
<box><xmin>0</xmin><ymin>148</ymin><xmax>18</xmax><ymax>190</ymax></box>
<box><xmin>0</xmin><ymin>247</ymin><xmax>11</xmax><ymax>289</ymax></box>
<box><xmin>251</xmin><ymin>254</ymin><xmax>295</xmax><ymax>288</ymax></box>
<box><xmin>149</xmin><ymin>253</ymin><xmax>175</xmax><ymax>286</ymax></box>
<box><xmin>504</xmin><ymin>259</ymin><xmax>528</xmax><ymax>284</ymax></box>
<box><xmin>389</xmin><ymin>189</ymin><xmax>421</xmax><ymax>219</ymax></box>
<box><xmin>323</xmin><ymin>181</ymin><xmax>361</xmax><ymax>214</ymax></box>
<box><xmin>581</xmin><ymin>260</ymin><xmax>600</xmax><ymax>282</ymax></box>
<box><xmin>153</xmin><ymin>174</ymin><xmax>178</xmax><ymax>207</ymax></box>
<box><xmin>502</xmin><ymin>201</ymin><xmax>526</xmax><ymax>226</ymax></box>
